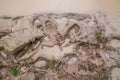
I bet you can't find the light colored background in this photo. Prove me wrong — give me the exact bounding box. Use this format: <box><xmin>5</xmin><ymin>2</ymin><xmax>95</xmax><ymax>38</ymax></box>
<box><xmin>0</xmin><ymin>0</ymin><xmax>120</xmax><ymax>27</ymax></box>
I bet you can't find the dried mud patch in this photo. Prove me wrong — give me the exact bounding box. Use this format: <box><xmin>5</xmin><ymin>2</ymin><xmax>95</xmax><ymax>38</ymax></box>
<box><xmin>0</xmin><ymin>13</ymin><xmax>120</xmax><ymax>80</ymax></box>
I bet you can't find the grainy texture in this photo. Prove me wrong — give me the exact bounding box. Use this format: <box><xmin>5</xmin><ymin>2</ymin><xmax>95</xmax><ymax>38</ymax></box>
<box><xmin>0</xmin><ymin>13</ymin><xmax>120</xmax><ymax>80</ymax></box>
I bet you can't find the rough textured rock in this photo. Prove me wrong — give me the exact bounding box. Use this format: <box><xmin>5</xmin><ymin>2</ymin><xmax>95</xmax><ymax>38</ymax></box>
<box><xmin>0</xmin><ymin>13</ymin><xmax>120</xmax><ymax>80</ymax></box>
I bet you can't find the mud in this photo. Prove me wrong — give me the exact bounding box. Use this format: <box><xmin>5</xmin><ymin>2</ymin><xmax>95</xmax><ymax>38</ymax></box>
<box><xmin>0</xmin><ymin>13</ymin><xmax>120</xmax><ymax>80</ymax></box>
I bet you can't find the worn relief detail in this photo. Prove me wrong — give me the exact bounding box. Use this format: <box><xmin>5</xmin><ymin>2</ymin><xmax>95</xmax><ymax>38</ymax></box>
<box><xmin>0</xmin><ymin>13</ymin><xmax>120</xmax><ymax>80</ymax></box>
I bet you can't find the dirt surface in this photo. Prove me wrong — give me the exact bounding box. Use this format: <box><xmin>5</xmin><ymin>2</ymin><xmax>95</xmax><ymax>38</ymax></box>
<box><xmin>0</xmin><ymin>13</ymin><xmax>120</xmax><ymax>80</ymax></box>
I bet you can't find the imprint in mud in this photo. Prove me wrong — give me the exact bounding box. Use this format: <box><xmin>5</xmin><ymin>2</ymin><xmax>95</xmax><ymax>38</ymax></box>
<box><xmin>0</xmin><ymin>13</ymin><xmax>120</xmax><ymax>80</ymax></box>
